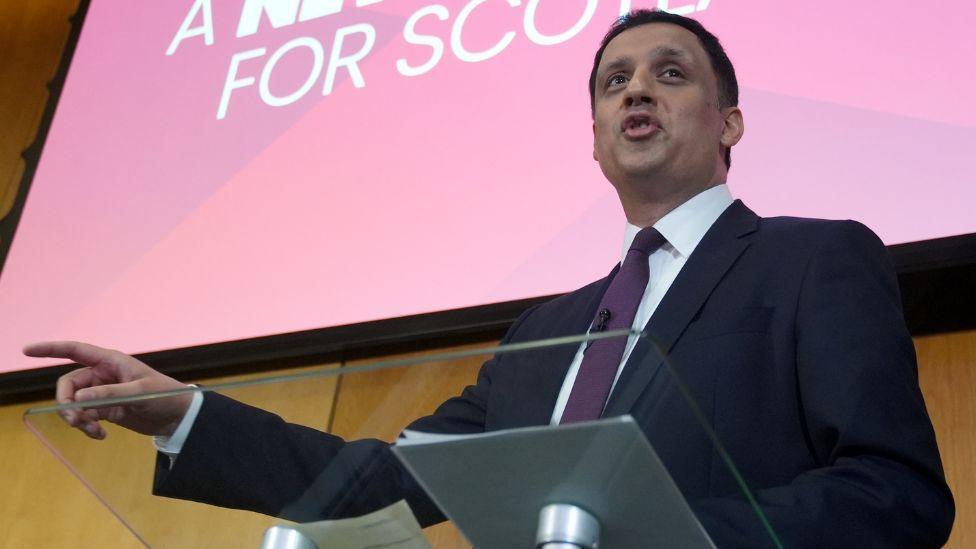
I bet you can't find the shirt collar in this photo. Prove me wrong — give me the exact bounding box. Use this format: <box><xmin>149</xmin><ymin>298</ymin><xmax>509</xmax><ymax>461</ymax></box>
<box><xmin>620</xmin><ymin>184</ymin><xmax>734</xmax><ymax>263</ymax></box>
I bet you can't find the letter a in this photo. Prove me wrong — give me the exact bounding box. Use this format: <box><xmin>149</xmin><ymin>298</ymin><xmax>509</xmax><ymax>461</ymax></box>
<box><xmin>167</xmin><ymin>0</ymin><xmax>215</xmax><ymax>56</ymax></box>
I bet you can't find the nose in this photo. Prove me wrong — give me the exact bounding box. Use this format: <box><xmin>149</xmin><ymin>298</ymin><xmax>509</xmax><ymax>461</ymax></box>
<box><xmin>624</xmin><ymin>71</ymin><xmax>653</xmax><ymax>107</ymax></box>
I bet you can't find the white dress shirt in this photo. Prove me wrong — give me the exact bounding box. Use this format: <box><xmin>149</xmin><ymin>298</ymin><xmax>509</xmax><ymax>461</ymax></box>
<box><xmin>550</xmin><ymin>184</ymin><xmax>734</xmax><ymax>423</ymax></box>
<box><xmin>157</xmin><ymin>184</ymin><xmax>734</xmax><ymax>455</ymax></box>
<box><xmin>153</xmin><ymin>384</ymin><xmax>203</xmax><ymax>461</ymax></box>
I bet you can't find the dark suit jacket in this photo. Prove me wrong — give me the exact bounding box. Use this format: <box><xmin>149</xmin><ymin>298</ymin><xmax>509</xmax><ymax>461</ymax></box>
<box><xmin>155</xmin><ymin>201</ymin><xmax>954</xmax><ymax>548</ymax></box>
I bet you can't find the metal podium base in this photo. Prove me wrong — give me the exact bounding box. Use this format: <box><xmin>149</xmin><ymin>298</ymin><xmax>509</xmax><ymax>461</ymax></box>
<box><xmin>536</xmin><ymin>503</ymin><xmax>601</xmax><ymax>549</ymax></box>
<box><xmin>261</xmin><ymin>525</ymin><xmax>316</xmax><ymax>549</ymax></box>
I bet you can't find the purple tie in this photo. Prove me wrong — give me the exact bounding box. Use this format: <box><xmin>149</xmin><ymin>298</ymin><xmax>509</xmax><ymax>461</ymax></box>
<box><xmin>560</xmin><ymin>227</ymin><xmax>666</xmax><ymax>424</ymax></box>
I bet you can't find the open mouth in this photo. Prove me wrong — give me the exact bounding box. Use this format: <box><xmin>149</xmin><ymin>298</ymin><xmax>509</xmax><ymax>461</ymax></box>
<box><xmin>621</xmin><ymin>112</ymin><xmax>660</xmax><ymax>139</ymax></box>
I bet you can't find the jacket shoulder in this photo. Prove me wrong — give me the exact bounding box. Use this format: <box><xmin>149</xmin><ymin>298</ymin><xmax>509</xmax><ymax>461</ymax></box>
<box><xmin>759</xmin><ymin>215</ymin><xmax>880</xmax><ymax>238</ymax></box>
<box><xmin>754</xmin><ymin>215</ymin><xmax>887</xmax><ymax>254</ymax></box>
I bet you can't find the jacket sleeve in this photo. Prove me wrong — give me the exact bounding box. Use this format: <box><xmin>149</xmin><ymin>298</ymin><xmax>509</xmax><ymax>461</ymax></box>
<box><xmin>152</xmin><ymin>306</ymin><xmax>539</xmax><ymax>527</ymax></box>
<box><xmin>693</xmin><ymin>221</ymin><xmax>954</xmax><ymax>549</ymax></box>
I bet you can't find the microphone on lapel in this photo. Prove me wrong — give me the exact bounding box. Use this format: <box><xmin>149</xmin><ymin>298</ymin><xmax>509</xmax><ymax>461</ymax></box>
<box><xmin>595</xmin><ymin>308</ymin><xmax>611</xmax><ymax>332</ymax></box>
<box><xmin>586</xmin><ymin>308</ymin><xmax>612</xmax><ymax>351</ymax></box>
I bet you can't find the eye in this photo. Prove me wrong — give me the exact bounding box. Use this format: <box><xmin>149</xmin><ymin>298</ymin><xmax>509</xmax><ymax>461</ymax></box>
<box><xmin>660</xmin><ymin>68</ymin><xmax>684</xmax><ymax>79</ymax></box>
<box><xmin>606</xmin><ymin>73</ymin><xmax>628</xmax><ymax>88</ymax></box>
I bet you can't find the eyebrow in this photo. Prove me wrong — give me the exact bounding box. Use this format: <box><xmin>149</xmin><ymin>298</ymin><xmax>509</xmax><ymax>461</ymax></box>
<box><xmin>599</xmin><ymin>46</ymin><xmax>694</xmax><ymax>78</ymax></box>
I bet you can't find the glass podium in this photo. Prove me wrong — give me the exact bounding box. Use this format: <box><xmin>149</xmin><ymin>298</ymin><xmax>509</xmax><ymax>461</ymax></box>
<box><xmin>24</xmin><ymin>331</ymin><xmax>782</xmax><ymax>548</ymax></box>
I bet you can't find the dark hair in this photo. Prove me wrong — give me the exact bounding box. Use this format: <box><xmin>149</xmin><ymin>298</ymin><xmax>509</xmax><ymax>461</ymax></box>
<box><xmin>588</xmin><ymin>10</ymin><xmax>739</xmax><ymax>168</ymax></box>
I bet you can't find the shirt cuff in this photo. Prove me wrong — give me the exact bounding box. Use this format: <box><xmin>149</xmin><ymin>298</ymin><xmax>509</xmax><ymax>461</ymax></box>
<box><xmin>152</xmin><ymin>386</ymin><xmax>204</xmax><ymax>465</ymax></box>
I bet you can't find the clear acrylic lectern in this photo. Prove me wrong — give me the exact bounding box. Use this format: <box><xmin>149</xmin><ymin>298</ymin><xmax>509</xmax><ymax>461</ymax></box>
<box><xmin>24</xmin><ymin>330</ymin><xmax>782</xmax><ymax>548</ymax></box>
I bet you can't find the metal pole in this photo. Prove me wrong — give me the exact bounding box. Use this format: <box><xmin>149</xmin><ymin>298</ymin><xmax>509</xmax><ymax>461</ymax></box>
<box><xmin>536</xmin><ymin>503</ymin><xmax>601</xmax><ymax>549</ymax></box>
<box><xmin>260</xmin><ymin>525</ymin><xmax>317</xmax><ymax>549</ymax></box>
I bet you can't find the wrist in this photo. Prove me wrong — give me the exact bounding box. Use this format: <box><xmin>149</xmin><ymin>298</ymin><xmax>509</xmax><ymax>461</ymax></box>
<box><xmin>156</xmin><ymin>387</ymin><xmax>203</xmax><ymax>452</ymax></box>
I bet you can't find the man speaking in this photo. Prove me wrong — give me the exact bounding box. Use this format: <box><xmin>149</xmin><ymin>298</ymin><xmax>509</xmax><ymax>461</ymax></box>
<box><xmin>26</xmin><ymin>10</ymin><xmax>954</xmax><ymax>547</ymax></box>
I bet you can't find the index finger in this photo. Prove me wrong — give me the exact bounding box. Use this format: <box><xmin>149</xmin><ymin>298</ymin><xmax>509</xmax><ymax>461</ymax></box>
<box><xmin>24</xmin><ymin>341</ymin><xmax>118</xmax><ymax>367</ymax></box>
<box><xmin>55</xmin><ymin>367</ymin><xmax>96</xmax><ymax>405</ymax></box>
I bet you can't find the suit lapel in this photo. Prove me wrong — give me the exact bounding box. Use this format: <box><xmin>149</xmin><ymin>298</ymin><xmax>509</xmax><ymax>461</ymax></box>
<box><xmin>517</xmin><ymin>266</ymin><xmax>618</xmax><ymax>426</ymax></box>
<box><xmin>603</xmin><ymin>200</ymin><xmax>760</xmax><ymax>417</ymax></box>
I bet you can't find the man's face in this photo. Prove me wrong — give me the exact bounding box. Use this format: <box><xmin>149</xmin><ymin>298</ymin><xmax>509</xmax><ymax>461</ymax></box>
<box><xmin>592</xmin><ymin>23</ymin><xmax>735</xmax><ymax>194</ymax></box>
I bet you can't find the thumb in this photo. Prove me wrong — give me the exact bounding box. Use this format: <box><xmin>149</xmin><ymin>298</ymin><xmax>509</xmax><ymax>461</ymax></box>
<box><xmin>75</xmin><ymin>381</ymin><xmax>145</xmax><ymax>404</ymax></box>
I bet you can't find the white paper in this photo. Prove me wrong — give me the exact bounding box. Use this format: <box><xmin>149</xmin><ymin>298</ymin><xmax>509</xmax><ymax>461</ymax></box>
<box><xmin>265</xmin><ymin>500</ymin><xmax>432</xmax><ymax>549</ymax></box>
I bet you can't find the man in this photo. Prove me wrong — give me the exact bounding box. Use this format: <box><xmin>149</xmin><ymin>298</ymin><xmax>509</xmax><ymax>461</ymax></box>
<box><xmin>27</xmin><ymin>10</ymin><xmax>953</xmax><ymax>547</ymax></box>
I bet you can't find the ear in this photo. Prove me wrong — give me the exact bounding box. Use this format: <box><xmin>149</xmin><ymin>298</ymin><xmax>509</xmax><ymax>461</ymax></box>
<box><xmin>592</xmin><ymin>122</ymin><xmax>599</xmax><ymax>162</ymax></box>
<box><xmin>720</xmin><ymin>106</ymin><xmax>744</xmax><ymax>149</ymax></box>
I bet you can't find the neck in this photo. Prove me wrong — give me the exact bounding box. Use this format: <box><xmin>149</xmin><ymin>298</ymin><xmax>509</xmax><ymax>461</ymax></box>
<box><xmin>617</xmin><ymin>178</ymin><xmax>724</xmax><ymax>228</ymax></box>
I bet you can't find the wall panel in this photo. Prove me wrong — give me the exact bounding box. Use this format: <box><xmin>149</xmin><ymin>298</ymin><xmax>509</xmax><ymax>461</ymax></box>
<box><xmin>917</xmin><ymin>330</ymin><xmax>976</xmax><ymax>548</ymax></box>
<box><xmin>3</xmin><ymin>332</ymin><xmax>973</xmax><ymax>547</ymax></box>
<box><xmin>0</xmin><ymin>0</ymin><xmax>78</xmax><ymax>221</ymax></box>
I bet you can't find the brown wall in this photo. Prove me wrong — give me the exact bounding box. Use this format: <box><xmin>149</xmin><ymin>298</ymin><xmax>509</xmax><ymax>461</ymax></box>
<box><xmin>0</xmin><ymin>0</ymin><xmax>79</xmax><ymax>223</ymax></box>
<box><xmin>0</xmin><ymin>2</ymin><xmax>972</xmax><ymax>548</ymax></box>
<box><xmin>1</xmin><ymin>350</ymin><xmax>481</xmax><ymax>547</ymax></box>
<box><xmin>1</xmin><ymin>334</ymin><xmax>974</xmax><ymax>547</ymax></box>
<box><xmin>916</xmin><ymin>330</ymin><xmax>976</xmax><ymax>548</ymax></box>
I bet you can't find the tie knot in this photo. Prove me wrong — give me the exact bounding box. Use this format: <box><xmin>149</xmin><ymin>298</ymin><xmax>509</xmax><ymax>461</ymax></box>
<box><xmin>629</xmin><ymin>227</ymin><xmax>665</xmax><ymax>255</ymax></box>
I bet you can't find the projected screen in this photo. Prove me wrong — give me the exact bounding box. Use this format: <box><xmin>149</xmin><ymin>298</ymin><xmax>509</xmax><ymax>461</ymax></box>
<box><xmin>3</xmin><ymin>0</ymin><xmax>975</xmax><ymax>373</ymax></box>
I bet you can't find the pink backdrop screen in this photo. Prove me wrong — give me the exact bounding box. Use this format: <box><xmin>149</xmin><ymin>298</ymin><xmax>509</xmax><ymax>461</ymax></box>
<box><xmin>3</xmin><ymin>0</ymin><xmax>974</xmax><ymax>373</ymax></box>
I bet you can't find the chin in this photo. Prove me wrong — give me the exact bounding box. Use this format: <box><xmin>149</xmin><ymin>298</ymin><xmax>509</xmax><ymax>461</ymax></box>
<box><xmin>619</xmin><ymin>160</ymin><xmax>665</xmax><ymax>180</ymax></box>
<box><xmin>598</xmin><ymin>154</ymin><xmax>666</xmax><ymax>185</ymax></box>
